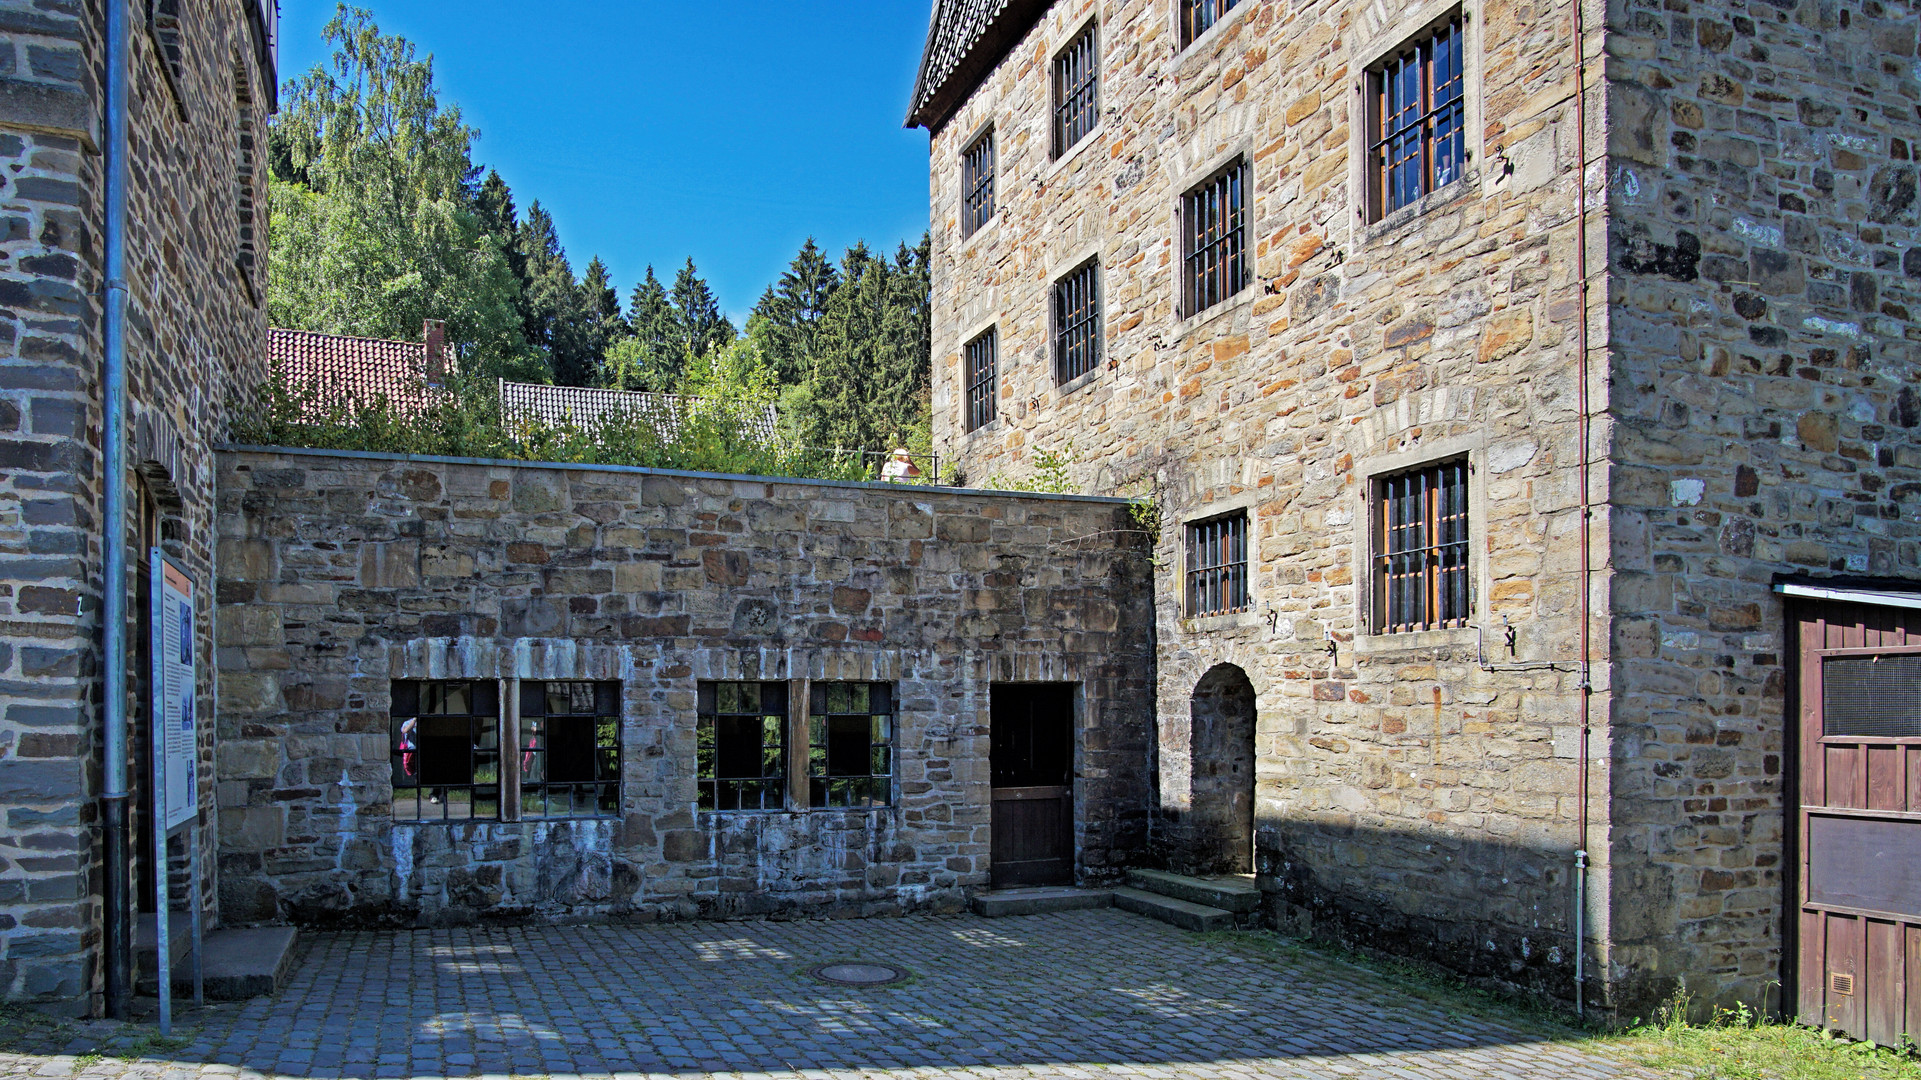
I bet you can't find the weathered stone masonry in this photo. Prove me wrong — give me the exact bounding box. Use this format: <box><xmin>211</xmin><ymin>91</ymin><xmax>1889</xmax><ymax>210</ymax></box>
<box><xmin>0</xmin><ymin>0</ymin><xmax>273</xmax><ymax>1013</ymax></box>
<box><xmin>213</xmin><ymin>447</ymin><xmax>1155</xmax><ymax>926</ymax></box>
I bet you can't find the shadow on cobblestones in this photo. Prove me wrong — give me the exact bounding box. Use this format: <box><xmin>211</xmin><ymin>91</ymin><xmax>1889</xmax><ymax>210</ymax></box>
<box><xmin>0</xmin><ymin>909</ymin><xmax>1653</xmax><ymax>1079</ymax></box>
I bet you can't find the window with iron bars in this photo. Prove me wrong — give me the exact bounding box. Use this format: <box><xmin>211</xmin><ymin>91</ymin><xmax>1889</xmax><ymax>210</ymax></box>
<box><xmin>1367</xmin><ymin>14</ymin><xmax>1466</xmax><ymax>221</ymax></box>
<box><xmin>965</xmin><ymin>328</ymin><xmax>998</xmax><ymax>432</ymax></box>
<box><xmin>519</xmin><ymin>681</ymin><xmax>620</xmax><ymax>819</ymax></box>
<box><xmin>1053</xmin><ymin>24</ymin><xmax>1098</xmax><ymax>158</ymax></box>
<box><xmin>1182</xmin><ymin>160</ymin><xmax>1248</xmax><ymax>316</ymax></box>
<box><xmin>697</xmin><ymin>681</ymin><xmax>788</xmax><ymax>811</ymax></box>
<box><xmin>962</xmin><ymin>130</ymin><xmax>996</xmax><ymax>239</ymax></box>
<box><xmin>1053</xmin><ymin>261</ymin><xmax>1101</xmax><ymax>384</ymax></box>
<box><xmin>1179</xmin><ymin>0</ymin><xmax>1240</xmax><ymax>47</ymax></box>
<box><xmin>808</xmin><ymin>682</ymin><xmax>894</xmax><ymax>809</ymax></box>
<box><xmin>392</xmin><ymin>681</ymin><xmax>500</xmax><ymax>821</ymax></box>
<box><xmin>1373</xmin><ymin>459</ymin><xmax>1471</xmax><ymax>633</ymax></box>
<box><xmin>1186</xmin><ymin>512</ymin><xmax>1250</xmax><ymax>616</ymax></box>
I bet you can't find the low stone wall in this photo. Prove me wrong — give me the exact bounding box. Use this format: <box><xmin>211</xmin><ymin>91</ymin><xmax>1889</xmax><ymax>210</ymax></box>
<box><xmin>212</xmin><ymin>448</ymin><xmax>1155</xmax><ymax>926</ymax></box>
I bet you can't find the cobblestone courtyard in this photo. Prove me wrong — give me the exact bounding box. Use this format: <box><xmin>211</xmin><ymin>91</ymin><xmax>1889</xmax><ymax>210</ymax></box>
<box><xmin>0</xmin><ymin>909</ymin><xmax>1653</xmax><ymax>1079</ymax></box>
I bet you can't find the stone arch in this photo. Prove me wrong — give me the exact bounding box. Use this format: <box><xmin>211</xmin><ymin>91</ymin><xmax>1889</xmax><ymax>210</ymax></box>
<box><xmin>1188</xmin><ymin>662</ymin><xmax>1257</xmax><ymax>874</ymax></box>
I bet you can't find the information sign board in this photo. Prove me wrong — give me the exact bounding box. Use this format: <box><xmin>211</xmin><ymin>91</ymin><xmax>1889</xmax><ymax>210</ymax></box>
<box><xmin>152</xmin><ymin>552</ymin><xmax>198</xmax><ymax>831</ymax></box>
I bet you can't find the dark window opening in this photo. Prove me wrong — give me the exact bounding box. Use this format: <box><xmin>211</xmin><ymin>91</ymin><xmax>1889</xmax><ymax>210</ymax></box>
<box><xmin>1053</xmin><ymin>24</ymin><xmax>1099</xmax><ymax>157</ymax></box>
<box><xmin>966</xmin><ymin>329</ymin><xmax>998</xmax><ymax>432</ymax></box>
<box><xmin>1183</xmin><ymin>160</ymin><xmax>1248</xmax><ymax>317</ymax></box>
<box><xmin>809</xmin><ymin>682</ymin><xmax>893</xmax><ymax>809</ymax></box>
<box><xmin>234</xmin><ymin>56</ymin><xmax>258</xmax><ymax>296</ymax></box>
<box><xmin>962</xmin><ymin>131</ymin><xmax>996</xmax><ymax>239</ymax></box>
<box><xmin>392</xmin><ymin>681</ymin><xmax>500</xmax><ymax>821</ymax></box>
<box><xmin>1823</xmin><ymin>655</ymin><xmax>1921</xmax><ymax>738</ymax></box>
<box><xmin>1186</xmin><ymin>512</ymin><xmax>1250</xmax><ymax>616</ymax></box>
<box><xmin>698</xmin><ymin>681</ymin><xmax>787</xmax><ymax>811</ymax></box>
<box><xmin>1368</xmin><ymin>14</ymin><xmax>1466</xmax><ymax>220</ymax></box>
<box><xmin>1374</xmin><ymin>459</ymin><xmax>1471</xmax><ymax>633</ymax></box>
<box><xmin>1053</xmin><ymin>261</ymin><xmax>1101</xmax><ymax>384</ymax></box>
<box><xmin>1180</xmin><ymin>0</ymin><xmax>1240</xmax><ymax>47</ymax></box>
<box><xmin>520</xmin><ymin>681</ymin><xmax>620</xmax><ymax>818</ymax></box>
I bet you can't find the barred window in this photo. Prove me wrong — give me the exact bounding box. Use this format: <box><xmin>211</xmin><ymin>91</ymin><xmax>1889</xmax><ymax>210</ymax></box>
<box><xmin>809</xmin><ymin>683</ymin><xmax>893</xmax><ymax>809</ymax></box>
<box><xmin>1053</xmin><ymin>24</ymin><xmax>1098</xmax><ymax>158</ymax></box>
<box><xmin>962</xmin><ymin>130</ymin><xmax>996</xmax><ymax>239</ymax></box>
<box><xmin>1053</xmin><ymin>261</ymin><xmax>1101</xmax><ymax>384</ymax></box>
<box><xmin>1367</xmin><ymin>14</ymin><xmax>1466</xmax><ymax>220</ymax></box>
<box><xmin>519</xmin><ymin>681</ymin><xmax>620</xmax><ymax>819</ymax></box>
<box><xmin>392</xmin><ymin>681</ymin><xmax>499</xmax><ymax>821</ymax></box>
<box><xmin>1182</xmin><ymin>161</ymin><xmax>1248</xmax><ymax>316</ymax></box>
<box><xmin>1186</xmin><ymin>513</ymin><xmax>1250</xmax><ymax>617</ymax></box>
<box><xmin>1374</xmin><ymin>459</ymin><xmax>1471</xmax><ymax>633</ymax></box>
<box><xmin>697</xmin><ymin>681</ymin><xmax>787</xmax><ymax>811</ymax></box>
<box><xmin>966</xmin><ymin>328</ymin><xmax>998</xmax><ymax>432</ymax></box>
<box><xmin>1180</xmin><ymin>0</ymin><xmax>1240</xmax><ymax>47</ymax></box>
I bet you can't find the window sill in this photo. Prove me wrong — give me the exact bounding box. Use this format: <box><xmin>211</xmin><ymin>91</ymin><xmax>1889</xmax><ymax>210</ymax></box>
<box><xmin>1172</xmin><ymin>287</ymin><xmax>1256</xmax><ymax>341</ymax></box>
<box><xmin>960</xmin><ymin>213</ymin><xmax>1000</xmax><ymax>256</ymax></box>
<box><xmin>1179</xmin><ymin>608</ymin><xmax>1262</xmax><ymax>633</ymax></box>
<box><xmin>1044</xmin><ymin>124</ymin><xmax>1105</xmax><ymax>183</ymax></box>
<box><xmin>963</xmin><ymin>416</ymin><xmax>1001</xmax><ymax>438</ymax></box>
<box><xmin>1359</xmin><ymin>173</ymin><xmax>1478</xmax><ymax>248</ymax></box>
<box><xmin>1171</xmin><ymin>1</ymin><xmax>1257</xmax><ymax>74</ymax></box>
<box><xmin>1051</xmin><ymin>365</ymin><xmax>1101</xmax><ymax>399</ymax></box>
<box><xmin>1352</xmin><ymin>626</ymin><xmax>1479</xmax><ymax>655</ymax></box>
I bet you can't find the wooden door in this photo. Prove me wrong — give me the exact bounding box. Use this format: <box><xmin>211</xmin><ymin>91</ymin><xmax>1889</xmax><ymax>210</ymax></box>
<box><xmin>990</xmin><ymin>684</ymin><xmax>1075</xmax><ymax>888</ymax></box>
<box><xmin>1796</xmin><ymin>601</ymin><xmax>1921</xmax><ymax>1044</ymax></box>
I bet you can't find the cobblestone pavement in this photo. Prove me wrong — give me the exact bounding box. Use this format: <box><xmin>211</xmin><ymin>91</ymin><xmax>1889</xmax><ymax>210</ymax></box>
<box><xmin>0</xmin><ymin>909</ymin><xmax>1656</xmax><ymax>1079</ymax></box>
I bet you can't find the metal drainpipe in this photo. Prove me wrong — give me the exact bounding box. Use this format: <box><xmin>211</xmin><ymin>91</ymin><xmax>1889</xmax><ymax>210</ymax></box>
<box><xmin>100</xmin><ymin>0</ymin><xmax>135</xmax><ymax>1021</ymax></box>
<box><xmin>1571</xmin><ymin>0</ymin><xmax>1596</xmax><ymax>1021</ymax></box>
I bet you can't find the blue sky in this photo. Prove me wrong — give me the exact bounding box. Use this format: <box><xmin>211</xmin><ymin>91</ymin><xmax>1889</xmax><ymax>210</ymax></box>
<box><xmin>276</xmin><ymin>1</ymin><xmax>935</xmax><ymax>321</ymax></box>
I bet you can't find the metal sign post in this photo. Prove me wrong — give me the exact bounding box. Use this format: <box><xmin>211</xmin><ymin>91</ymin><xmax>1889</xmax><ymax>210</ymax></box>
<box><xmin>149</xmin><ymin>551</ymin><xmax>204</xmax><ymax>1032</ymax></box>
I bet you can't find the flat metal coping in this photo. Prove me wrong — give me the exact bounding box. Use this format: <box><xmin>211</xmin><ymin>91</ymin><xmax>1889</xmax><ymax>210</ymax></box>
<box><xmin>220</xmin><ymin>444</ymin><xmax>1136</xmax><ymax>506</ymax></box>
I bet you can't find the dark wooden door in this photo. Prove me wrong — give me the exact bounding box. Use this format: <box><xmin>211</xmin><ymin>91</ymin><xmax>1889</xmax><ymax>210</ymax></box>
<box><xmin>991</xmin><ymin>684</ymin><xmax>1075</xmax><ymax>888</ymax></box>
<box><xmin>1796</xmin><ymin>601</ymin><xmax>1921</xmax><ymax>1044</ymax></box>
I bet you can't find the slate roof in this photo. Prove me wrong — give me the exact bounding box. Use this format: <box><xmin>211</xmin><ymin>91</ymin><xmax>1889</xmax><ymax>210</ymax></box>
<box><xmin>906</xmin><ymin>0</ymin><xmax>1050</xmax><ymax>132</ymax></box>
<box><xmin>269</xmin><ymin>328</ymin><xmax>435</xmax><ymax>414</ymax></box>
<box><xmin>499</xmin><ymin>381</ymin><xmax>780</xmax><ymax>445</ymax></box>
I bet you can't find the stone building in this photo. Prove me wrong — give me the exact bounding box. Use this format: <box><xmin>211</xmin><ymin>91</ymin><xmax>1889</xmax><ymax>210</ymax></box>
<box><xmin>0</xmin><ymin>0</ymin><xmax>276</xmax><ymax>1014</ymax></box>
<box><xmin>909</xmin><ymin>0</ymin><xmax>1921</xmax><ymax>1026</ymax></box>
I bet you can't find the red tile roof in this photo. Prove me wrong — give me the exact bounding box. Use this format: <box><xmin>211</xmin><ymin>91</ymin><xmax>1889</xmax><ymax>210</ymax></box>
<box><xmin>268</xmin><ymin>328</ymin><xmax>434</xmax><ymax>415</ymax></box>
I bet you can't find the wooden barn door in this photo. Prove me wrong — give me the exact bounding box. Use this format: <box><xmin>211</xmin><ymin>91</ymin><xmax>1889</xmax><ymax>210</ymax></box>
<box><xmin>990</xmin><ymin>684</ymin><xmax>1076</xmax><ymax>888</ymax></box>
<box><xmin>1796</xmin><ymin>600</ymin><xmax>1921</xmax><ymax>1044</ymax></box>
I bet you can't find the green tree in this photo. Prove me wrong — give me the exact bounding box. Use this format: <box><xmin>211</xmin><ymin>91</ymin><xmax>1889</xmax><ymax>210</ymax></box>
<box><xmin>750</xmin><ymin>237</ymin><xmax>840</xmax><ymax>385</ymax></box>
<box><xmin>671</xmin><ymin>258</ymin><xmax>735</xmax><ymax>359</ymax></box>
<box><xmin>793</xmin><ymin>236</ymin><xmax>933</xmax><ymax>455</ymax></box>
<box><xmin>267</xmin><ymin>5</ymin><xmax>524</xmax><ymax>375</ymax></box>
<box><xmin>605</xmin><ymin>266</ymin><xmax>680</xmax><ymax>392</ymax></box>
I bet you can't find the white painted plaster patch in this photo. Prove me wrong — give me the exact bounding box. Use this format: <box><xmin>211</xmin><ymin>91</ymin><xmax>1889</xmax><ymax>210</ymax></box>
<box><xmin>1731</xmin><ymin>218</ymin><xmax>1783</xmax><ymax>246</ymax></box>
<box><xmin>1670</xmin><ymin>478</ymin><xmax>1706</xmax><ymax>507</ymax></box>
<box><xmin>1803</xmin><ymin>315</ymin><xmax>1861</xmax><ymax>338</ymax></box>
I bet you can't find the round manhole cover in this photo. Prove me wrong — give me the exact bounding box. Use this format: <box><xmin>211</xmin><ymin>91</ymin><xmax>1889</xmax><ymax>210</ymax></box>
<box><xmin>811</xmin><ymin>962</ymin><xmax>908</xmax><ymax>987</ymax></box>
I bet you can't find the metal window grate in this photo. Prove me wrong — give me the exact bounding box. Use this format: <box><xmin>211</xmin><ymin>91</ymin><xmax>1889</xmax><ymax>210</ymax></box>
<box><xmin>1370</xmin><ymin>16</ymin><xmax>1466</xmax><ymax>219</ymax></box>
<box><xmin>962</xmin><ymin>131</ymin><xmax>996</xmax><ymax>238</ymax></box>
<box><xmin>392</xmin><ymin>681</ymin><xmax>500</xmax><ymax>822</ymax></box>
<box><xmin>1823</xmin><ymin>655</ymin><xmax>1921</xmax><ymax>737</ymax></box>
<box><xmin>808</xmin><ymin>682</ymin><xmax>894</xmax><ymax>809</ymax></box>
<box><xmin>1375</xmin><ymin>460</ymin><xmax>1471</xmax><ymax>633</ymax></box>
<box><xmin>966</xmin><ymin>329</ymin><xmax>998</xmax><ymax>432</ymax></box>
<box><xmin>1054</xmin><ymin>262</ymin><xmax>1101</xmax><ymax>383</ymax></box>
<box><xmin>1053</xmin><ymin>24</ymin><xmax>1098</xmax><ymax>157</ymax></box>
<box><xmin>1179</xmin><ymin>0</ymin><xmax>1240</xmax><ymax>47</ymax></box>
<box><xmin>697</xmin><ymin>681</ymin><xmax>788</xmax><ymax>811</ymax></box>
<box><xmin>519</xmin><ymin>681</ymin><xmax>620</xmax><ymax>819</ymax></box>
<box><xmin>1186</xmin><ymin>513</ymin><xmax>1250</xmax><ymax>616</ymax></box>
<box><xmin>1182</xmin><ymin>161</ymin><xmax>1248</xmax><ymax>316</ymax></box>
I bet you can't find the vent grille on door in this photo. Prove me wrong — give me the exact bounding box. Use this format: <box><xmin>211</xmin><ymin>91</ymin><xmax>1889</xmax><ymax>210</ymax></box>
<box><xmin>1823</xmin><ymin>654</ymin><xmax>1921</xmax><ymax>737</ymax></box>
<box><xmin>1831</xmin><ymin>972</ymin><xmax>1856</xmax><ymax>997</ymax></box>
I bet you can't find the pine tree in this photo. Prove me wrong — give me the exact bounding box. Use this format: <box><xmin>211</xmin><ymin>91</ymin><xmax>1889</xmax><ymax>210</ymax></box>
<box><xmin>671</xmin><ymin>258</ymin><xmax>735</xmax><ymax>359</ymax></box>
<box><xmin>605</xmin><ymin>266</ymin><xmax>680</xmax><ymax>392</ymax></box>
<box><xmin>751</xmin><ymin>237</ymin><xmax>840</xmax><ymax>385</ymax></box>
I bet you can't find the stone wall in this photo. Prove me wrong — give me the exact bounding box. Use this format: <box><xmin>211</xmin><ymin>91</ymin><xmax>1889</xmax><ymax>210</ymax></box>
<box><xmin>212</xmin><ymin>448</ymin><xmax>1155</xmax><ymax>926</ymax></box>
<box><xmin>923</xmin><ymin>0</ymin><xmax>1612</xmax><ymax>1006</ymax></box>
<box><xmin>0</xmin><ymin>0</ymin><xmax>272</xmax><ymax>1013</ymax></box>
<box><xmin>1601</xmin><ymin>0</ymin><xmax>1921</xmax><ymax>1011</ymax></box>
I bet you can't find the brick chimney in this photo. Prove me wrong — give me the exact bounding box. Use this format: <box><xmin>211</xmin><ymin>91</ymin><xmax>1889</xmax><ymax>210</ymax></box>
<box><xmin>422</xmin><ymin>319</ymin><xmax>447</xmax><ymax>383</ymax></box>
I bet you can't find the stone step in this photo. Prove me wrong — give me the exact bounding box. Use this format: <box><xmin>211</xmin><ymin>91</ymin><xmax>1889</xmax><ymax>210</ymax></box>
<box><xmin>1112</xmin><ymin>886</ymin><xmax>1236</xmax><ymax>932</ymax></box>
<box><xmin>1125</xmin><ymin>868</ymin><xmax>1261</xmax><ymax>914</ymax></box>
<box><xmin>133</xmin><ymin>911</ymin><xmax>193</xmax><ymax>975</ymax></box>
<box><xmin>971</xmin><ymin>886</ymin><xmax>1114</xmax><ymax>918</ymax></box>
<box><xmin>138</xmin><ymin>926</ymin><xmax>300</xmax><ymax>1001</ymax></box>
